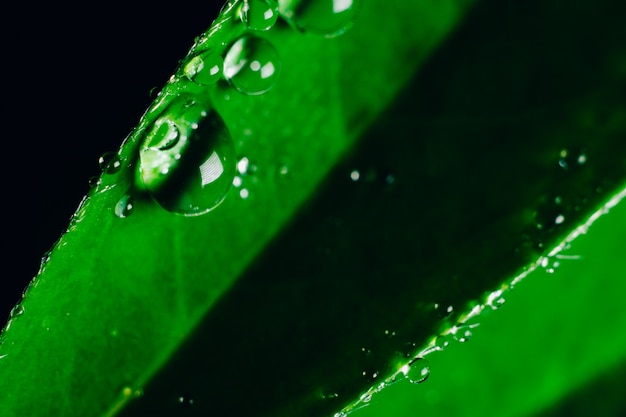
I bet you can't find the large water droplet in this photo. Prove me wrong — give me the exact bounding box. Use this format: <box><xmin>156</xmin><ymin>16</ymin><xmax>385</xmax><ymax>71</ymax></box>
<box><xmin>237</xmin><ymin>0</ymin><xmax>279</xmax><ymax>31</ymax></box>
<box><xmin>138</xmin><ymin>96</ymin><xmax>235</xmax><ymax>216</ymax></box>
<box><xmin>407</xmin><ymin>357</ymin><xmax>430</xmax><ymax>384</ymax></box>
<box><xmin>278</xmin><ymin>0</ymin><xmax>361</xmax><ymax>38</ymax></box>
<box><xmin>183</xmin><ymin>50</ymin><xmax>223</xmax><ymax>85</ymax></box>
<box><xmin>223</xmin><ymin>34</ymin><xmax>280</xmax><ymax>95</ymax></box>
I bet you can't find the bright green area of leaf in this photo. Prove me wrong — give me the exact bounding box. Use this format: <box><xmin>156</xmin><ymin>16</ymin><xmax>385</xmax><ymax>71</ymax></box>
<box><xmin>0</xmin><ymin>1</ymin><xmax>475</xmax><ymax>416</ymax></box>
<box><xmin>353</xmin><ymin>184</ymin><xmax>626</xmax><ymax>417</ymax></box>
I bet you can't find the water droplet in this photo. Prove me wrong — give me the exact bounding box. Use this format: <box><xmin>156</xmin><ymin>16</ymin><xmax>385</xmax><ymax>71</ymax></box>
<box><xmin>555</xmin><ymin>214</ymin><xmax>565</xmax><ymax>225</ymax></box>
<box><xmin>350</xmin><ymin>169</ymin><xmax>360</xmax><ymax>181</ymax></box>
<box><xmin>99</xmin><ymin>151</ymin><xmax>122</xmax><ymax>174</ymax></box>
<box><xmin>88</xmin><ymin>176</ymin><xmax>101</xmax><ymax>188</ymax></box>
<box><xmin>278</xmin><ymin>0</ymin><xmax>361</xmax><ymax>38</ymax></box>
<box><xmin>10</xmin><ymin>304</ymin><xmax>24</xmax><ymax>318</ymax></box>
<box><xmin>138</xmin><ymin>96</ymin><xmax>235</xmax><ymax>216</ymax></box>
<box><xmin>435</xmin><ymin>334</ymin><xmax>451</xmax><ymax>350</ymax></box>
<box><xmin>183</xmin><ymin>50</ymin><xmax>223</xmax><ymax>85</ymax></box>
<box><xmin>115</xmin><ymin>194</ymin><xmax>134</xmax><ymax>218</ymax></box>
<box><xmin>239</xmin><ymin>188</ymin><xmax>250</xmax><ymax>199</ymax></box>
<box><xmin>223</xmin><ymin>34</ymin><xmax>280</xmax><ymax>95</ymax></box>
<box><xmin>407</xmin><ymin>357</ymin><xmax>430</xmax><ymax>384</ymax></box>
<box><xmin>237</xmin><ymin>0</ymin><xmax>279</xmax><ymax>31</ymax></box>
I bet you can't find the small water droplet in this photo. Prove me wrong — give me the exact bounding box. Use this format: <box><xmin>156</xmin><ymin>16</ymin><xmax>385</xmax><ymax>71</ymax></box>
<box><xmin>99</xmin><ymin>151</ymin><xmax>122</xmax><ymax>174</ymax></box>
<box><xmin>183</xmin><ymin>50</ymin><xmax>223</xmax><ymax>85</ymax></box>
<box><xmin>88</xmin><ymin>176</ymin><xmax>101</xmax><ymax>189</ymax></box>
<box><xmin>115</xmin><ymin>194</ymin><xmax>134</xmax><ymax>218</ymax></box>
<box><xmin>223</xmin><ymin>34</ymin><xmax>280</xmax><ymax>95</ymax></box>
<box><xmin>407</xmin><ymin>357</ymin><xmax>430</xmax><ymax>384</ymax></box>
<box><xmin>10</xmin><ymin>304</ymin><xmax>24</xmax><ymax>318</ymax></box>
<box><xmin>555</xmin><ymin>214</ymin><xmax>565</xmax><ymax>225</ymax></box>
<box><xmin>138</xmin><ymin>96</ymin><xmax>235</xmax><ymax>216</ymax></box>
<box><xmin>237</xmin><ymin>0</ymin><xmax>279</xmax><ymax>31</ymax></box>
<box><xmin>350</xmin><ymin>169</ymin><xmax>360</xmax><ymax>181</ymax></box>
<box><xmin>435</xmin><ymin>334</ymin><xmax>451</xmax><ymax>350</ymax></box>
<box><xmin>278</xmin><ymin>0</ymin><xmax>361</xmax><ymax>37</ymax></box>
<box><xmin>239</xmin><ymin>188</ymin><xmax>250</xmax><ymax>199</ymax></box>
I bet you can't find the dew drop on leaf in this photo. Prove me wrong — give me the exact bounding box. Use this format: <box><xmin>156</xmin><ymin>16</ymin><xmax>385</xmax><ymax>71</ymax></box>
<box><xmin>223</xmin><ymin>34</ymin><xmax>280</xmax><ymax>95</ymax></box>
<box><xmin>237</xmin><ymin>0</ymin><xmax>279</xmax><ymax>31</ymax></box>
<box><xmin>9</xmin><ymin>304</ymin><xmax>24</xmax><ymax>318</ymax></box>
<box><xmin>407</xmin><ymin>357</ymin><xmax>430</xmax><ymax>384</ymax></box>
<box><xmin>114</xmin><ymin>194</ymin><xmax>134</xmax><ymax>218</ymax></box>
<box><xmin>138</xmin><ymin>96</ymin><xmax>235</xmax><ymax>216</ymax></box>
<box><xmin>435</xmin><ymin>334</ymin><xmax>451</xmax><ymax>351</ymax></box>
<box><xmin>278</xmin><ymin>0</ymin><xmax>361</xmax><ymax>38</ymax></box>
<box><xmin>183</xmin><ymin>50</ymin><xmax>223</xmax><ymax>86</ymax></box>
<box><xmin>98</xmin><ymin>151</ymin><xmax>122</xmax><ymax>174</ymax></box>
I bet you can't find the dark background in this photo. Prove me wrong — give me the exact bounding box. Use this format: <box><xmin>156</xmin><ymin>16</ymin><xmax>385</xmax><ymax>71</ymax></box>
<box><xmin>2</xmin><ymin>2</ymin><xmax>224</xmax><ymax>320</ymax></box>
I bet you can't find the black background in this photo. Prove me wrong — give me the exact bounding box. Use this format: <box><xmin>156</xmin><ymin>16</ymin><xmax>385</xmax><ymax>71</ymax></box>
<box><xmin>2</xmin><ymin>2</ymin><xmax>224</xmax><ymax>320</ymax></box>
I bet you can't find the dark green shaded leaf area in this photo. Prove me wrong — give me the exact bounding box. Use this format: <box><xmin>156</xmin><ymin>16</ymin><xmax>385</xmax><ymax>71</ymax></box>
<box><xmin>1</xmin><ymin>0</ymin><xmax>625</xmax><ymax>416</ymax></box>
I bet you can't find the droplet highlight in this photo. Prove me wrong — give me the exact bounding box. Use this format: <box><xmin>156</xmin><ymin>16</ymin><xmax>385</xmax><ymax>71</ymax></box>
<box><xmin>138</xmin><ymin>96</ymin><xmax>235</xmax><ymax>216</ymax></box>
<box><xmin>278</xmin><ymin>0</ymin><xmax>361</xmax><ymax>38</ymax></box>
<box><xmin>183</xmin><ymin>50</ymin><xmax>223</xmax><ymax>85</ymax></box>
<box><xmin>223</xmin><ymin>34</ymin><xmax>280</xmax><ymax>95</ymax></box>
<box><xmin>237</xmin><ymin>0</ymin><xmax>279</xmax><ymax>31</ymax></box>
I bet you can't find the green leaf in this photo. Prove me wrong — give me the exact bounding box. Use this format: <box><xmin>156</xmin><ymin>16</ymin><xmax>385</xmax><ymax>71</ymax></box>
<box><xmin>2</xmin><ymin>0</ymin><xmax>626</xmax><ymax>417</ymax></box>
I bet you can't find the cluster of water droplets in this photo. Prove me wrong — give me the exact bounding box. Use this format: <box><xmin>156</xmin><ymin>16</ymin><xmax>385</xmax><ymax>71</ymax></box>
<box><xmin>96</xmin><ymin>0</ymin><xmax>362</xmax><ymax>219</ymax></box>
